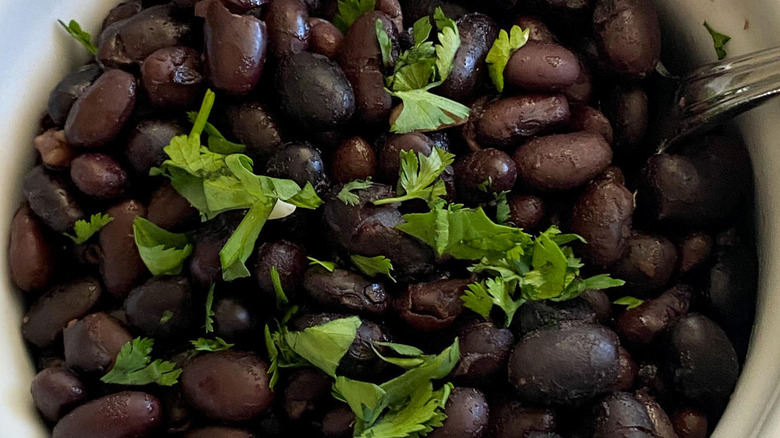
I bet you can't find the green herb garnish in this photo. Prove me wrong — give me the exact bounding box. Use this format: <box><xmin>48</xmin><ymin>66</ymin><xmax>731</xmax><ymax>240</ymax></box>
<box><xmin>704</xmin><ymin>21</ymin><xmax>731</xmax><ymax>60</ymax></box>
<box><xmin>132</xmin><ymin>217</ymin><xmax>193</xmax><ymax>276</ymax></box>
<box><xmin>64</xmin><ymin>213</ymin><xmax>113</xmax><ymax>244</ymax></box>
<box><xmin>350</xmin><ymin>255</ymin><xmax>396</xmax><ymax>282</ymax></box>
<box><xmin>614</xmin><ymin>296</ymin><xmax>645</xmax><ymax>310</ymax></box>
<box><xmin>308</xmin><ymin>257</ymin><xmax>337</xmax><ymax>272</ymax></box>
<box><xmin>373</xmin><ymin>147</ymin><xmax>454</xmax><ymax>206</ymax></box>
<box><xmin>191</xmin><ymin>337</ymin><xmax>234</xmax><ymax>352</ymax></box>
<box><xmin>270</xmin><ymin>266</ymin><xmax>289</xmax><ymax>309</ymax></box>
<box><xmin>204</xmin><ymin>284</ymin><xmax>215</xmax><ymax>333</ymax></box>
<box><xmin>485</xmin><ymin>25</ymin><xmax>530</xmax><ymax>92</ymax></box>
<box><xmin>333</xmin><ymin>0</ymin><xmax>376</xmax><ymax>33</ymax></box>
<box><xmin>58</xmin><ymin>19</ymin><xmax>98</xmax><ymax>55</ymax></box>
<box><xmin>101</xmin><ymin>337</ymin><xmax>181</xmax><ymax>386</ymax></box>
<box><xmin>338</xmin><ymin>178</ymin><xmax>374</xmax><ymax>206</ymax></box>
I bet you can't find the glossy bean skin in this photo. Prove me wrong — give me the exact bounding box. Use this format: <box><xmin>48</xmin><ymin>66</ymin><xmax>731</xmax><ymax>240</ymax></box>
<box><xmin>505</xmin><ymin>42</ymin><xmax>581</xmax><ymax>92</ymax></box>
<box><xmin>22</xmin><ymin>277</ymin><xmax>102</xmax><ymax>348</ymax></box>
<box><xmin>663</xmin><ymin>314</ymin><xmax>739</xmax><ymax>413</ymax></box>
<box><xmin>124</xmin><ymin>276</ymin><xmax>195</xmax><ymax>342</ymax></box>
<box><xmin>581</xmin><ymin>289</ymin><xmax>613</xmax><ymax>324</ymax></box>
<box><xmin>475</xmin><ymin>94</ymin><xmax>570</xmax><ymax>148</ymax></box>
<box><xmin>337</xmin><ymin>12</ymin><xmax>397</xmax><ymax>124</ymax></box>
<box><xmin>125</xmin><ymin>119</ymin><xmax>186</xmax><ymax>176</ymax></box>
<box><xmin>223</xmin><ymin>0</ymin><xmax>269</xmax><ymax>12</ymax></box>
<box><xmin>507</xmin><ymin>194</ymin><xmax>545</xmax><ymax>231</ymax></box>
<box><xmin>331</xmin><ymin>136</ymin><xmax>377</xmax><ymax>182</ymax></box>
<box><xmin>453</xmin><ymin>321</ymin><xmax>514</xmax><ymax>386</ymax></box>
<box><xmin>617</xmin><ymin>285</ymin><xmax>692</xmax><ymax>345</ymax></box>
<box><xmin>52</xmin><ymin>391</ymin><xmax>162</xmax><ymax>438</ymax></box>
<box><xmin>323</xmin><ymin>184</ymin><xmax>435</xmax><ymax>279</ymax></box>
<box><xmin>265</xmin><ymin>141</ymin><xmax>330</xmax><ymax>194</ymax></box>
<box><xmin>47</xmin><ymin>64</ymin><xmax>102</xmax><ymax>126</ymax></box>
<box><xmin>602</xmin><ymin>86</ymin><xmax>648</xmax><ymax>154</ymax></box>
<box><xmin>635</xmin><ymin>390</ymin><xmax>677</xmax><ymax>438</ymax></box>
<box><xmin>610</xmin><ymin>233</ymin><xmax>678</xmax><ymax>297</ymax></box>
<box><xmin>141</xmin><ymin>46</ymin><xmax>205</xmax><ymax>109</ymax></box>
<box><xmin>147</xmin><ymin>183</ymin><xmax>200</xmax><ymax>232</ymax></box>
<box><xmin>396</xmin><ymin>279</ymin><xmax>469</xmax><ymax>331</ymax></box>
<box><xmin>283</xmin><ymin>368</ymin><xmax>332</xmax><ymax>420</ymax></box>
<box><xmin>63</xmin><ymin>312</ymin><xmax>133</xmax><ymax>373</ymax></box>
<box><xmin>428</xmin><ymin>387</ymin><xmax>489</xmax><ymax>438</ymax></box>
<box><xmin>101</xmin><ymin>1</ymin><xmax>142</xmax><ymax>29</ymax></box>
<box><xmin>181</xmin><ymin>351</ymin><xmax>273</xmax><ymax>422</ymax></box>
<box><xmin>223</xmin><ymin>102</ymin><xmax>283</xmax><ymax>161</ymax></box>
<box><xmin>23</xmin><ymin>165</ymin><xmax>84</xmax><ymax>233</ymax></box>
<box><xmin>213</xmin><ymin>297</ymin><xmax>257</xmax><ymax>341</ymax></box>
<box><xmin>64</xmin><ymin>69</ymin><xmax>137</xmax><ymax>149</ymax></box>
<box><xmin>679</xmin><ymin>233</ymin><xmax>713</xmax><ymax>274</ymax></box>
<box><xmin>304</xmin><ymin>267</ymin><xmax>389</xmax><ymax>316</ymax></box>
<box><xmin>615</xmin><ymin>346</ymin><xmax>637</xmax><ymax>391</ymax></box>
<box><xmin>378</xmin><ymin>132</ymin><xmax>435</xmax><ymax>181</ymax></box>
<box><xmin>671</xmin><ymin>409</ymin><xmax>708</xmax><ymax>438</ymax></box>
<box><xmin>70</xmin><ymin>153</ymin><xmax>130</xmax><ymax>200</ymax></box>
<box><xmin>308</xmin><ymin>18</ymin><xmax>343</xmax><ymax>58</ymax></box>
<box><xmin>562</xmin><ymin>61</ymin><xmax>594</xmax><ymax>106</ymax></box>
<box><xmin>276</xmin><ymin>51</ymin><xmax>356</xmax><ymax>130</ymax></box>
<box><xmin>488</xmin><ymin>398</ymin><xmax>556</xmax><ymax>438</ymax></box>
<box><xmin>255</xmin><ymin>240</ymin><xmax>308</xmax><ymax>299</ymax></box>
<box><xmin>31</xmin><ymin>367</ymin><xmax>87</xmax><ymax>423</ymax></box>
<box><xmin>593</xmin><ymin>0</ymin><xmax>661</xmax><ymax>79</ymax></box>
<box><xmin>266</xmin><ymin>0</ymin><xmax>310</xmax><ymax>58</ymax></box>
<box><xmin>514</xmin><ymin>16</ymin><xmax>556</xmax><ymax>43</ymax></box>
<box><xmin>34</xmin><ymin>129</ymin><xmax>77</xmax><ymax>170</ymax></box>
<box><xmin>189</xmin><ymin>214</ymin><xmax>241</xmax><ymax>289</ymax></box>
<box><xmin>571</xmin><ymin>179</ymin><xmax>634</xmax><ymax>267</ymax></box>
<box><xmin>185</xmin><ymin>426</ymin><xmax>256</xmax><ymax>438</ymax></box>
<box><xmin>569</xmin><ymin>106</ymin><xmax>614</xmax><ymax>145</ymax></box>
<box><xmin>9</xmin><ymin>204</ymin><xmax>56</xmax><ymax>293</ymax></box>
<box><xmin>508</xmin><ymin>323</ymin><xmax>620</xmax><ymax>405</ymax></box>
<box><xmin>454</xmin><ymin>148</ymin><xmax>517</xmax><ymax>203</ymax></box>
<box><xmin>513</xmin><ymin>132</ymin><xmax>612</xmax><ymax>191</ymax></box>
<box><xmin>590</xmin><ymin>392</ymin><xmax>655</xmax><ymax>438</ymax></box>
<box><xmin>98</xmin><ymin>5</ymin><xmax>193</xmax><ymax>68</ymax></box>
<box><xmin>196</xmin><ymin>0</ymin><xmax>268</xmax><ymax>95</ymax></box>
<box><xmin>99</xmin><ymin>200</ymin><xmax>150</xmax><ymax>298</ymax></box>
<box><xmin>438</xmin><ymin>13</ymin><xmax>499</xmax><ymax>103</ymax></box>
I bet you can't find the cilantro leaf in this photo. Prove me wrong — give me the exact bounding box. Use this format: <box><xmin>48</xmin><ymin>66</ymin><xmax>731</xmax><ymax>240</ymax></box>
<box><xmin>220</xmin><ymin>201</ymin><xmax>273</xmax><ymax>281</ymax></box>
<box><xmin>264</xmin><ymin>320</ymin><xmax>307</xmax><ymax>390</ymax></box>
<box><xmin>160</xmin><ymin>310</ymin><xmax>174</xmax><ymax>324</ymax></box>
<box><xmin>614</xmin><ymin>296</ymin><xmax>644</xmax><ymax>310</ymax></box>
<box><xmin>371</xmin><ymin>342</ymin><xmax>427</xmax><ymax>369</ymax></box>
<box><xmin>333</xmin><ymin>0</ymin><xmax>376</xmax><ymax>33</ymax></box>
<box><xmin>373</xmin><ymin>147</ymin><xmax>455</xmax><ymax>206</ymax></box>
<box><xmin>308</xmin><ymin>257</ymin><xmax>337</xmax><ymax>272</ymax></box>
<box><xmin>379</xmin><ymin>338</ymin><xmax>459</xmax><ymax>406</ymax></box>
<box><xmin>338</xmin><ymin>178</ymin><xmax>374</xmax><ymax>206</ymax></box>
<box><xmin>528</xmin><ymin>229</ymin><xmax>569</xmax><ymax>300</ymax></box>
<box><xmin>270</xmin><ymin>266</ymin><xmax>289</xmax><ymax>309</ymax></box>
<box><xmin>376</xmin><ymin>20</ymin><xmax>393</xmax><ymax>68</ymax></box>
<box><xmin>388</xmin><ymin>88</ymin><xmax>470</xmax><ymax>133</ymax></box>
<box><xmin>283</xmin><ymin>316</ymin><xmax>362</xmax><ymax>377</ymax></box>
<box><xmin>132</xmin><ymin>217</ymin><xmax>193</xmax><ymax>276</ymax></box>
<box><xmin>204</xmin><ymin>284</ymin><xmax>215</xmax><ymax>333</ymax></box>
<box><xmin>412</xmin><ymin>16</ymin><xmax>433</xmax><ymax>45</ymax></box>
<box><xmin>351</xmin><ymin>255</ymin><xmax>396</xmax><ymax>282</ymax></box>
<box><xmin>58</xmin><ymin>19</ymin><xmax>98</xmax><ymax>55</ymax></box>
<box><xmin>433</xmin><ymin>7</ymin><xmax>460</xmax><ymax>82</ymax></box>
<box><xmin>495</xmin><ymin>191</ymin><xmax>510</xmax><ymax>224</ymax></box>
<box><xmin>374</xmin><ymin>342</ymin><xmax>424</xmax><ymax>357</ymax></box>
<box><xmin>64</xmin><ymin>213</ymin><xmax>114</xmax><ymax>244</ymax></box>
<box><xmin>101</xmin><ymin>337</ymin><xmax>182</xmax><ymax>387</ymax></box>
<box><xmin>333</xmin><ymin>377</ymin><xmax>388</xmax><ymax>427</ymax></box>
<box><xmin>191</xmin><ymin>337</ymin><xmax>234</xmax><ymax>352</ymax></box>
<box><xmin>486</xmin><ymin>25</ymin><xmax>530</xmax><ymax>92</ymax></box>
<box><xmin>357</xmin><ymin>382</ymin><xmax>451</xmax><ymax>438</ymax></box>
<box><xmin>186</xmin><ymin>112</ymin><xmax>246</xmax><ymax>154</ymax></box>
<box><xmin>462</xmin><ymin>278</ymin><xmax>524</xmax><ymax>328</ymax></box>
<box><xmin>704</xmin><ymin>21</ymin><xmax>731</xmax><ymax>60</ymax></box>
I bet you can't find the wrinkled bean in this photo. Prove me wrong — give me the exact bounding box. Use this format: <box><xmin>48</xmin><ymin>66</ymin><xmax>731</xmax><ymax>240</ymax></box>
<box><xmin>617</xmin><ymin>285</ymin><xmax>692</xmax><ymax>345</ymax></box>
<box><xmin>396</xmin><ymin>279</ymin><xmax>469</xmax><ymax>331</ymax></box>
<box><xmin>141</xmin><ymin>46</ymin><xmax>204</xmax><ymax>109</ymax></box>
<box><xmin>304</xmin><ymin>267</ymin><xmax>389</xmax><ymax>315</ymax></box>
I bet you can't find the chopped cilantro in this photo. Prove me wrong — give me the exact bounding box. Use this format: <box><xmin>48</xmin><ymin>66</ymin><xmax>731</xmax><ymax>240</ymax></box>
<box><xmin>191</xmin><ymin>337</ymin><xmax>234</xmax><ymax>352</ymax></box>
<box><xmin>350</xmin><ymin>255</ymin><xmax>396</xmax><ymax>282</ymax></box>
<box><xmin>338</xmin><ymin>178</ymin><xmax>374</xmax><ymax>206</ymax></box>
<box><xmin>614</xmin><ymin>296</ymin><xmax>645</xmax><ymax>310</ymax></box>
<box><xmin>132</xmin><ymin>217</ymin><xmax>193</xmax><ymax>276</ymax></box>
<box><xmin>373</xmin><ymin>147</ymin><xmax>454</xmax><ymax>206</ymax></box>
<box><xmin>270</xmin><ymin>266</ymin><xmax>289</xmax><ymax>309</ymax></box>
<box><xmin>101</xmin><ymin>337</ymin><xmax>181</xmax><ymax>387</ymax></box>
<box><xmin>308</xmin><ymin>257</ymin><xmax>337</xmax><ymax>272</ymax></box>
<box><xmin>58</xmin><ymin>19</ymin><xmax>98</xmax><ymax>55</ymax></box>
<box><xmin>486</xmin><ymin>25</ymin><xmax>530</xmax><ymax>92</ymax></box>
<box><xmin>204</xmin><ymin>284</ymin><xmax>215</xmax><ymax>333</ymax></box>
<box><xmin>704</xmin><ymin>21</ymin><xmax>731</xmax><ymax>60</ymax></box>
<box><xmin>333</xmin><ymin>0</ymin><xmax>376</xmax><ymax>33</ymax></box>
<box><xmin>63</xmin><ymin>213</ymin><xmax>113</xmax><ymax>244</ymax></box>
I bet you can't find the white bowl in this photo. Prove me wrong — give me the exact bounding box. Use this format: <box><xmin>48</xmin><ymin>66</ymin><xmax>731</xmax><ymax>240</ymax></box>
<box><xmin>0</xmin><ymin>0</ymin><xmax>778</xmax><ymax>436</ymax></box>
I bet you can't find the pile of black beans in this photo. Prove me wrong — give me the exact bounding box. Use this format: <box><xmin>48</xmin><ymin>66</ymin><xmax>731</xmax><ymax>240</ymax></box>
<box><xmin>9</xmin><ymin>0</ymin><xmax>757</xmax><ymax>436</ymax></box>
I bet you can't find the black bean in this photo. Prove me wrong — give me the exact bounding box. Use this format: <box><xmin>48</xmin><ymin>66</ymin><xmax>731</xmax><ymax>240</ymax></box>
<box><xmin>475</xmin><ymin>94</ymin><xmax>570</xmax><ymax>148</ymax></box>
<box><xmin>223</xmin><ymin>102</ymin><xmax>283</xmax><ymax>161</ymax></box>
<box><xmin>147</xmin><ymin>183</ymin><xmax>200</xmax><ymax>232</ymax></box>
<box><xmin>308</xmin><ymin>18</ymin><xmax>344</xmax><ymax>59</ymax></box>
<box><xmin>185</xmin><ymin>426</ymin><xmax>256</xmax><ymax>438</ymax></box>
<box><xmin>331</xmin><ymin>136</ymin><xmax>377</xmax><ymax>183</ymax></box>
<box><xmin>322</xmin><ymin>405</ymin><xmax>355</xmax><ymax>438</ymax></box>
<box><xmin>266</xmin><ymin>0</ymin><xmax>310</xmax><ymax>59</ymax></box>
<box><xmin>265</xmin><ymin>141</ymin><xmax>330</xmax><ymax>194</ymax></box>
<box><xmin>438</xmin><ymin>13</ymin><xmax>499</xmax><ymax>103</ymax></box>
<box><xmin>213</xmin><ymin>297</ymin><xmax>258</xmax><ymax>341</ymax></box>
<box><xmin>488</xmin><ymin>398</ymin><xmax>556</xmax><ymax>438</ymax></box>
<box><xmin>429</xmin><ymin>387</ymin><xmax>489</xmax><ymax>438</ymax></box>
<box><xmin>507</xmin><ymin>195</ymin><xmax>546</xmax><ymax>231</ymax></box>
<box><xmin>23</xmin><ymin>165</ymin><xmax>84</xmax><ymax>233</ymax></box>
<box><xmin>101</xmin><ymin>1</ymin><xmax>142</xmax><ymax>30</ymax></box>
<box><xmin>610</xmin><ymin>232</ymin><xmax>678</xmax><ymax>297</ymax></box>
<box><xmin>70</xmin><ymin>153</ymin><xmax>129</xmax><ymax>200</ymax></box>
<box><xmin>304</xmin><ymin>267</ymin><xmax>389</xmax><ymax>316</ymax></box>
<box><xmin>616</xmin><ymin>285</ymin><xmax>691</xmax><ymax>345</ymax></box>
<box><xmin>602</xmin><ymin>85</ymin><xmax>648</xmax><ymax>155</ymax></box>
<box><xmin>671</xmin><ymin>409</ymin><xmax>708</xmax><ymax>438</ymax></box>
<box><xmin>593</xmin><ymin>0</ymin><xmax>661</xmax><ymax>79</ymax></box>
<box><xmin>283</xmin><ymin>368</ymin><xmax>332</xmax><ymax>420</ymax></box>
<box><xmin>124</xmin><ymin>276</ymin><xmax>195</xmax><ymax>342</ymax></box>
<box><xmin>378</xmin><ymin>132</ymin><xmax>435</xmax><ymax>182</ymax></box>
<box><xmin>99</xmin><ymin>200</ymin><xmax>150</xmax><ymax>298</ymax></box>
<box><xmin>125</xmin><ymin>119</ymin><xmax>186</xmax><ymax>176</ymax></box>
<box><xmin>678</xmin><ymin>233</ymin><xmax>713</xmax><ymax>274</ymax></box>
<box><xmin>9</xmin><ymin>204</ymin><xmax>56</xmax><ymax>293</ymax></box>
<box><xmin>590</xmin><ymin>392</ymin><xmax>655</xmax><ymax>437</ymax></box>
<box><xmin>454</xmin><ymin>148</ymin><xmax>517</xmax><ymax>203</ymax></box>
<box><xmin>635</xmin><ymin>389</ymin><xmax>677</xmax><ymax>438</ymax></box>
<box><xmin>571</xmin><ymin>179</ymin><xmax>634</xmax><ymax>267</ymax></box>
<box><xmin>453</xmin><ymin>321</ymin><xmax>514</xmax><ymax>386</ymax></box>
<box><xmin>30</xmin><ymin>367</ymin><xmax>87</xmax><ymax>423</ymax></box>
<box><xmin>396</xmin><ymin>279</ymin><xmax>469</xmax><ymax>332</ymax></box>
<box><xmin>63</xmin><ymin>312</ymin><xmax>133</xmax><ymax>374</ymax></box>
<box><xmin>255</xmin><ymin>240</ymin><xmax>308</xmax><ymax>299</ymax></box>
<box><xmin>513</xmin><ymin>298</ymin><xmax>597</xmax><ymax>336</ymax></box>
<box><xmin>141</xmin><ymin>46</ymin><xmax>205</xmax><ymax>109</ymax></box>
<box><xmin>505</xmin><ymin>42</ymin><xmax>581</xmax><ymax>92</ymax></box>
<box><xmin>47</xmin><ymin>64</ymin><xmax>102</xmax><ymax>126</ymax></box>
<box><xmin>52</xmin><ymin>391</ymin><xmax>161</xmax><ymax>438</ymax></box>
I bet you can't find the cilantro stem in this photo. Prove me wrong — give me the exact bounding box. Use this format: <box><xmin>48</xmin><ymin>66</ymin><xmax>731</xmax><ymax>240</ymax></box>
<box><xmin>190</xmin><ymin>89</ymin><xmax>216</xmax><ymax>141</ymax></box>
<box><xmin>373</xmin><ymin>195</ymin><xmax>416</xmax><ymax>205</ymax></box>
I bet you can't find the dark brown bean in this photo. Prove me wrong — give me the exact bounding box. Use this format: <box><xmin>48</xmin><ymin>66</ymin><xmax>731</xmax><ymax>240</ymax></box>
<box><xmin>223</xmin><ymin>0</ymin><xmax>269</xmax><ymax>12</ymax></box>
<box><xmin>562</xmin><ymin>60</ymin><xmax>593</xmax><ymax>106</ymax></box>
<box><xmin>283</xmin><ymin>368</ymin><xmax>332</xmax><ymax>420</ymax></box>
<box><xmin>514</xmin><ymin>132</ymin><xmax>612</xmax><ymax>191</ymax></box>
<box><xmin>23</xmin><ymin>165</ymin><xmax>84</xmax><ymax>233</ymax></box>
<box><xmin>255</xmin><ymin>240</ymin><xmax>308</xmax><ymax>299</ymax></box>
<box><xmin>664</xmin><ymin>314</ymin><xmax>739</xmax><ymax>413</ymax></box>
<box><xmin>610</xmin><ymin>232</ymin><xmax>678</xmax><ymax>296</ymax></box>
<box><xmin>64</xmin><ymin>69</ymin><xmax>136</xmax><ymax>149</ymax></box>
<box><xmin>571</xmin><ymin>179</ymin><xmax>634</xmax><ymax>267</ymax></box>
<box><xmin>378</xmin><ymin>132</ymin><xmax>435</xmax><ymax>181</ymax></box>
<box><xmin>678</xmin><ymin>233</ymin><xmax>713</xmax><ymax>274</ymax></box>
<box><xmin>124</xmin><ymin>276</ymin><xmax>195</xmax><ymax>342</ymax></box>
<box><xmin>52</xmin><ymin>391</ymin><xmax>161</xmax><ymax>438</ymax></box>
<box><xmin>9</xmin><ymin>204</ymin><xmax>56</xmax><ymax>293</ymax></box>
<box><xmin>514</xmin><ymin>298</ymin><xmax>597</xmax><ymax>336</ymax></box>
<box><xmin>514</xmin><ymin>16</ymin><xmax>556</xmax><ymax>43</ymax></box>
<box><xmin>266</xmin><ymin>0</ymin><xmax>310</xmax><ymax>58</ymax></box>
<box><xmin>581</xmin><ymin>289</ymin><xmax>613</xmax><ymax>324</ymax></box>
<box><xmin>617</xmin><ymin>285</ymin><xmax>692</xmax><ymax>345</ymax></box>
<box><xmin>182</xmin><ymin>351</ymin><xmax>273</xmax><ymax>421</ymax></box>
<box><xmin>190</xmin><ymin>224</ymin><xmax>232</xmax><ymax>289</ymax></box>
<box><xmin>308</xmin><ymin>18</ymin><xmax>344</xmax><ymax>58</ymax></box>
<box><xmin>507</xmin><ymin>194</ymin><xmax>545</xmax><ymax>231</ymax></box>
<box><xmin>213</xmin><ymin>297</ymin><xmax>257</xmax><ymax>341</ymax></box>
<box><xmin>593</xmin><ymin>0</ymin><xmax>661</xmax><ymax>79</ymax></box>
<box><xmin>223</xmin><ymin>102</ymin><xmax>283</xmax><ymax>161</ymax></box>
<box><xmin>147</xmin><ymin>183</ymin><xmax>199</xmax><ymax>232</ymax></box>
<box><xmin>376</xmin><ymin>0</ymin><xmax>403</xmax><ymax>30</ymax></box>
<box><xmin>569</xmin><ymin>106</ymin><xmax>613</xmax><ymax>145</ymax></box>
<box><xmin>488</xmin><ymin>398</ymin><xmax>556</xmax><ymax>438</ymax></box>
<box><xmin>454</xmin><ymin>148</ymin><xmax>517</xmax><ymax>203</ymax></box>
<box><xmin>125</xmin><ymin>119</ymin><xmax>186</xmax><ymax>176</ymax></box>
<box><xmin>303</xmin><ymin>267</ymin><xmax>389</xmax><ymax>316</ymax></box>
<box><xmin>602</xmin><ymin>85</ymin><xmax>648</xmax><ymax>154</ymax></box>
<box><xmin>671</xmin><ymin>409</ymin><xmax>708</xmax><ymax>438</ymax></box>
<box><xmin>99</xmin><ymin>200</ymin><xmax>149</xmax><ymax>298</ymax></box>
<box><xmin>101</xmin><ymin>1</ymin><xmax>142</xmax><ymax>30</ymax></box>
<box><xmin>98</xmin><ymin>5</ymin><xmax>193</xmax><ymax>69</ymax></box>
<box><xmin>505</xmin><ymin>42</ymin><xmax>581</xmax><ymax>92</ymax></box>
<box><xmin>438</xmin><ymin>13</ymin><xmax>499</xmax><ymax>103</ymax></box>
<box><xmin>47</xmin><ymin>64</ymin><xmax>102</xmax><ymax>126</ymax></box>
<box><xmin>429</xmin><ymin>387</ymin><xmax>489</xmax><ymax>438</ymax></box>
<box><xmin>331</xmin><ymin>136</ymin><xmax>377</xmax><ymax>183</ymax></box>
<box><xmin>63</xmin><ymin>312</ymin><xmax>133</xmax><ymax>373</ymax></box>
<box><xmin>70</xmin><ymin>153</ymin><xmax>129</xmax><ymax>200</ymax></box>
<box><xmin>396</xmin><ymin>279</ymin><xmax>469</xmax><ymax>331</ymax></box>
<box><xmin>185</xmin><ymin>426</ymin><xmax>256</xmax><ymax>438</ymax></box>
<box><xmin>475</xmin><ymin>94</ymin><xmax>570</xmax><ymax>148</ymax></box>
<box><xmin>322</xmin><ymin>405</ymin><xmax>356</xmax><ymax>438</ymax></box>
<box><xmin>31</xmin><ymin>367</ymin><xmax>87</xmax><ymax>423</ymax></box>
<box><xmin>453</xmin><ymin>321</ymin><xmax>514</xmax><ymax>386</ymax></box>
<box><xmin>508</xmin><ymin>323</ymin><xmax>620</xmax><ymax>405</ymax></box>
<box><xmin>265</xmin><ymin>141</ymin><xmax>330</xmax><ymax>194</ymax></box>
<box><xmin>141</xmin><ymin>46</ymin><xmax>204</xmax><ymax>109</ymax></box>
<box><xmin>22</xmin><ymin>277</ymin><xmax>102</xmax><ymax>348</ymax></box>
<box><xmin>614</xmin><ymin>346</ymin><xmax>637</xmax><ymax>392</ymax></box>
<box><xmin>635</xmin><ymin>390</ymin><xmax>677</xmax><ymax>438</ymax></box>
<box><xmin>196</xmin><ymin>0</ymin><xmax>268</xmax><ymax>95</ymax></box>
<box><xmin>34</xmin><ymin>129</ymin><xmax>76</xmax><ymax>170</ymax></box>
<box><xmin>591</xmin><ymin>392</ymin><xmax>655</xmax><ymax>437</ymax></box>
